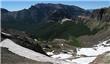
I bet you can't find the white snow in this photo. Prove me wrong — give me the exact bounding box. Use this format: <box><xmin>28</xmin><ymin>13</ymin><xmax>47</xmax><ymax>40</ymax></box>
<box><xmin>76</xmin><ymin>39</ymin><xmax>110</xmax><ymax>56</ymax></box>
<box><xmin>77</xmin><ymin>47</ymin><xmax>110</xmax><ymax>56</ymax></box>
<box><xmin>1</xmin><ymin>32</ymin><xmax>11</xmax><ymax>36</ymax></box>
<box><xmin>61</xmin><ymin>18</ymin><xmax>72</xmax><ymax>24</ymax></box>
<box><xmin>96</xmin><ymin>39</ymin><xmax>110</xmax><ymax>47</ymax></box>
<box><xmin>50</xmin><ymin>39</ymin><xmax>110</xmax><ymax>64</ymax></box>
<box><xmin>51</xmin><ymin>53</ymin><xmax>72</xmax><ymax>59</ymax></box>
<box><xmin>61</xmin><ymin>44</ymin><xmax>64</xmax><ymax>46</ymax></box>
<box><xmin>34</xmin><ymin>39</ymin><xmax>38</xmax><ymax>41</ymax></box>
<box><xmin>0</xmin><ymin>39</ymin><xmax>75</xmax><ymax>64</ymax></box>
<box><xmin>47</xmin><ymin>51</ymin><xmax>54</xmax><ymax>56</ymax></box>
<box><xmin>71</xmin><ymin>39</ymin><xmax>110</xmax><ymax>64</ymax></box>
<box><xmin>77</xmin><ymin>48</ymin><xmax>98</xmax><ymax>56</ymax></box>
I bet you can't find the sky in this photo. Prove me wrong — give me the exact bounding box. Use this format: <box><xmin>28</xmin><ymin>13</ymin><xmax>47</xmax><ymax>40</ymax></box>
<box><xmin>1</xmin><ymin>0</ymin><xmax>110</xmax><ymax>11</ymax></box>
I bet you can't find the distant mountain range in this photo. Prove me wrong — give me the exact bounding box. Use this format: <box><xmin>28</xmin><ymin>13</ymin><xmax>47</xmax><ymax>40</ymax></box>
<box><xmin>1</xmin><ymin>3</ymin><xmax>90</xmax><ymax>31</ymax></box>
<box><xmin>1</xmin><ymin>3</ymin><xmax>110</xmax><ymax>47</ymax></box>
<box><xmin>2</xmin><ymin>3</ymin><xmax>89</xmax><ymax>22</ymax></box>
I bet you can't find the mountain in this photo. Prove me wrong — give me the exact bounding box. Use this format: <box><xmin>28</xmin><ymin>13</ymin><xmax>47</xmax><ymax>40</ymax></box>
<box><xmin>1</xmin><ymin>3</ymin><xmax>89</xmax><ymax>32</ymax></box>
<box><xmin>91</xmin><ymin>7</ymin><xmax>110</xmax><ymax>22</ymax></box>
<box><xmin>1</xmin><ymin>3</ymin><xmax>110</xmax><ymax>47</ymax></box>
<box><xmin>78</xmin><ymin>7</ymin><xmax>110</xmax><ymax>46</ymax></box>
<box><xmin>2</xmin><ymin>3</ymin><xmax>88</xmax><ymax>22</ymax></box>
<box><xmin>1</xmin><ymin>8</ymin><xmax>9</xmax><ymax>13</ymax></box>
<box><xmin>1</xmin><ymin>4</ymin><xmax>110</xmax><ymax>64</ymax></box>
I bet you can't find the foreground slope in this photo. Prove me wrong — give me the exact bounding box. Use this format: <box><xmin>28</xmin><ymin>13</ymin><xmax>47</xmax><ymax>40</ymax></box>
<box><xmin>90</xmin><ymin>52</ymin><xmax>110</xmax><ymax>64</ymax></box>
<box><xmin>0</xmin><ymin>39</ymin><xmax>74</xmax><ymax>64</ymax></box>
<box><xmin>1</xmin><ymin>48</ymin><xmax>52</xmax><ymax>64</ymax></box>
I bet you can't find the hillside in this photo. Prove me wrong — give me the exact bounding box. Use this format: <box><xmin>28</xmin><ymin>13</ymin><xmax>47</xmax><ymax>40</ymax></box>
<box><xmin>79</xmin><ymin>7</ymin><xmax>110</xmax><ymax>46</ymax></box>
<box><xmin>90</xmin><ymin>52</ymin><xmax>110</xmax><ymax>64</ymax></box>
<box><xmin>1</xmin><ymin>28</ymin><xmax>110</xmax><ymax>64</ymax></box>
<box><xmin>1</xmin><ymin>48</ymin><xmax>52</xmax><ymax>64</ymax></box>
<box><xmin>1</xmin><ymin>3</ymin><xmax>88</xmax><ymax>32</ymax></box>
<box><xmin>1</xmin><ymin>3</ymin><xmax>110</xmax><ymax>47</ymax></box>
<box><xmin>1</xmin><ymin>2</ymin><xmax>110</xmax><ymax>64</ymax></box>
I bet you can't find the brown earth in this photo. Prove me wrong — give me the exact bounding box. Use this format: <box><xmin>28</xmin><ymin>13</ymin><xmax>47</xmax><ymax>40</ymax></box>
<box><xmin>90</xmin><ymin>51</ymin><xmax>110</xmax><ymax>64</ymax></box>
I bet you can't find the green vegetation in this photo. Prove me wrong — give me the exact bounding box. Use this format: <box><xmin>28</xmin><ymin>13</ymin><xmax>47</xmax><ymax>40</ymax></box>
<box><xmin>36</xmin><ymin>21</ymin><xmax>100</xmax><ymax>41</ymax></box>
<box><xmin>34</xmin><ymin>21</ymin><xmax>103</xmax><ymax>47</ymax></box>
<box><xmin>68</xmin><ymin>36</ymin><xmax>81</xmax><ymax>47</ymax></box>
<box><xmin>3</xmin><ymin>20</ymin><xmax>103</xmax><ymax>47</ymax></box>
<box><xmin>36</xmin><ymin>19</ymin><xmax>110</xmax><ymax>47</ymax></box>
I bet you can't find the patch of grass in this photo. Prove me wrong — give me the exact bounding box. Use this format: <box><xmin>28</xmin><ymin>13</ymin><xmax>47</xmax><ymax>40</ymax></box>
<box><xmin>68</xmin><ymin>36</ymin><xmax>81</xmax><ymax>47</ymax></box>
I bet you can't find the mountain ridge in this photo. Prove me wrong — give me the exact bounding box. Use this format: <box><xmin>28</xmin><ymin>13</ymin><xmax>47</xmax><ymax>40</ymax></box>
<box><xmin>1</xmin><ymin>3</ymin><xmax>110</xmax><ymax>47</ymax></box>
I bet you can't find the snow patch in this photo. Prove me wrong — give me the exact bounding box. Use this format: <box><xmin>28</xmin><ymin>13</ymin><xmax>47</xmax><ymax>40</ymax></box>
<box><xmin>49</xmin><ymin>39</ymin><xmax>110</xmax><ymax>64</ymax></box>
<box><xmin>52</xmin><ymin>53</ymin><xmax>73</xmax><ymax>59</ymax></box>
<box><xmin>96</xmin><ymin>39</ymin><xmax>110</xmax><ymax>47</ymax></box>
<box><xmin>76</xmin><ymin>39</ymin><xmax>110</xmax><ymax>56</ymax></box>
<box><xmin>1</xmin><ymin>32</ymin><xmax>11</xmax><ymax>36</ymax></box>
<box><xmin>61</xmin><ymin>18</ymin><xmax>72</xmax><ymax>24</ymax></box>
<box><xmin>0</xmin><ymin>39</ymin><xmax>75</xmax><ymax>64</ymax></box>
<box><xmin>47</xmin><ymin>51</ymin><xmax>54</xmax><ymax>56</ymax></box>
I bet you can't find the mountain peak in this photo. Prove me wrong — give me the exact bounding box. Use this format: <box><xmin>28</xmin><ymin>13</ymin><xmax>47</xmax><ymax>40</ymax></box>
<box><xmin>1</xmin><ymin>8</ymin><xmax>9</xmax><ymax>13</ymax></box>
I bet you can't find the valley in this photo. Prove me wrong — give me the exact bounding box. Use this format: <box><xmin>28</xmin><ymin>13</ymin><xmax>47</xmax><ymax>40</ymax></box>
<box><xmin>1</xmin><ymin>2</ymin><xmax>110</xmax><ymax>64</ymax></box>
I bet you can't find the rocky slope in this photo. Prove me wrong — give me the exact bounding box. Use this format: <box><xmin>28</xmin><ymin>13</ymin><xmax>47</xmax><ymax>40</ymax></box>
<box><xmin>1</xmin><ymin>28</ymin><xmax>110</xmax><ymax>64</ymax></box>
<box><xmin>1</xmin><ymin>28</ymin><xmax>47</xmax><ymax>56</ymax></box>
<box><xmin>46</xmin><ymin>38</ymin><xmax>110</xmax><ymax>64</ymax></box>
<box><xmin>91</xmin><ymin>7</ymin><xmax>110</xmax><ymax>22</ymax></box>
<box><xmin>1</xmin><ymin>48</ymin><xmax>52</xmax><ymax>64</ymax></box>
<box><xmin>90</xmin><ymin>52</ymin><xmax>110</xmax><ymax>64</ymax></box>
<box><xmin>1</xmin><ymin>28</ymin><xmax>76</xmax><ymax>64</ymax></box>
<box><xmin>78</xmin><ymin>7</ymin><xmax>110</xmax><ymax>47</ymax></box>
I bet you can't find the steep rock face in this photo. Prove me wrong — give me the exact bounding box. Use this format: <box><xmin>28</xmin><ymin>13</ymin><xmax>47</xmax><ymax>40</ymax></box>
<box><xmin>1</xmin><ymin>28</ymin><xmax>48</xmax><ymax>56</ymax></box>
<box><xmin>76</xmin><ymin>7</ymin><xmax>110</xmax><ymax>47</ymax></box>
<box><xmin>91</xmin><ymin>7</ymin><xmax>110</xmax><ymax>22</ymax></box>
